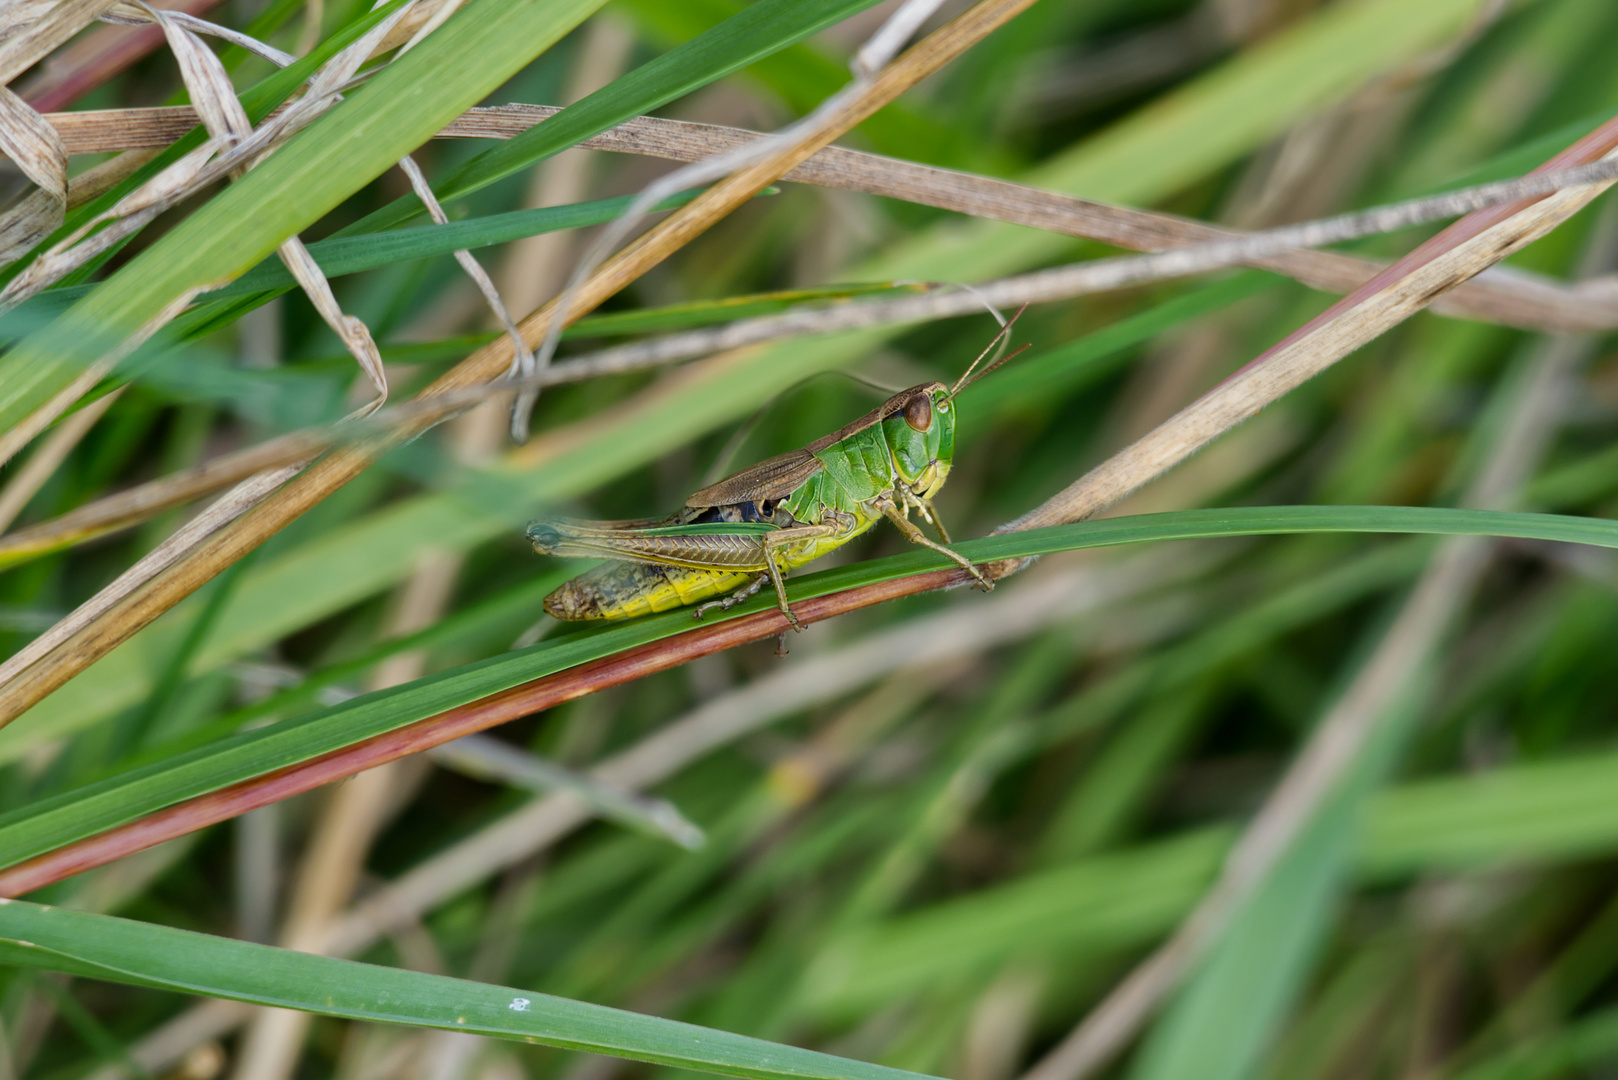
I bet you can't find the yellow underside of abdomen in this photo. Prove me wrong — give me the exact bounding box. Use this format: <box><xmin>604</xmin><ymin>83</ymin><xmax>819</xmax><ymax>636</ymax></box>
<box><xmin>544</xmin><ymin>562</ymin><xmax>753</xmax><ymax>620</ymax></box>
<box><xmin>544</xmin><ymin>505</ymin><xmax>882</xmax><ymax>620</ymax></box>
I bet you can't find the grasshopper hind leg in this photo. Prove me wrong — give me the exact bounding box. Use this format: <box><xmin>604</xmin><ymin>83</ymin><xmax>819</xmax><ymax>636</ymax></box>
<box><xmin>693</xmin><ymin>572</ymin><xmax>770</xmax><ymax>620</ymax></box>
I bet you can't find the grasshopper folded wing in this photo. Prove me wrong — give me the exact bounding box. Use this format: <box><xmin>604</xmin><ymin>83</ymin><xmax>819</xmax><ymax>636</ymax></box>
<box><xmin>686</xmin><ymin>449</ymin><xmax>822</xmax><ymax>508</ymax></box>
<box><xmin>527</xmin><ymin>519</ymin><xmax>780</xmax><ymax>572</ymax></box>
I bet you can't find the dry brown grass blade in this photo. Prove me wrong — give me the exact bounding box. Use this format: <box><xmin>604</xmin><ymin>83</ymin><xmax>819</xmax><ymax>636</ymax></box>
<box><xmin>19</xmin><ymin>0</ymin><xmax>225</xmax><ymax>112</ymax></box>
<box><xmin>0</xmin><ymin>0</ymin><xmax>124</xmax><ymax>300</ymax></box>
<box><xmin>370</xmin><ymin>0</ymin><xmax>465</xmax><ymax>59</ymax></box>
<box><xmin>0</xmin><ymin>389</ymin><xmax>119</xmax><ymax>534</ymax></box>
<box><xmin>44</xmin><ymin>103</ymin><xmax>1617</xmax><ymax>333</ymax></box>
<box><xmin>0</xmin><ymin>0</ymin><xmax>1043</xmax><ymax>729</ymax></box>
<box><xmin>0</xmin><ymin>85</ymin><xmax>68</xmax><ymax>264</ymax></box>
<box><xmin>0</xmin><ymin>431</ymin><xmax>322</xmax><ymax>566</ymax></box>
<box><xmin>0</xmin><ymin>0</ymin><xmax>125</xmax><ymax>85</ymax></box>
<box><xmin>994</xmin><ymin>125</ymin><xmax>1618</xmax><ymax>553</ymax></box>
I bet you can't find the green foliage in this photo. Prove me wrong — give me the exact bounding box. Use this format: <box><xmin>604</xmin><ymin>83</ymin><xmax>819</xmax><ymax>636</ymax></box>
<box><xmin>5</xmin><ymin>1</ymin><xmax>1618</xmax><ymax>1080</ymax></box>
<box><xmin>0</xmin><ymin>900</ymin><xmax>938</xmax><ymax>1080</ymax></box>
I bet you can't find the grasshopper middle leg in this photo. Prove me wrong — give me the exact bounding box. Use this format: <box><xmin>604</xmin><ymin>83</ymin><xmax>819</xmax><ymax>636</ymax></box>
<box><xmin>915</xmin><ymin>496</ymin><xmax>953</xmax><ymax>543</ymax></box>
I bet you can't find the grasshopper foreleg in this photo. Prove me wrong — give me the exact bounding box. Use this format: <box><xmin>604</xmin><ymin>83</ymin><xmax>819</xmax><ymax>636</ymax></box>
<box><xmin>914</xmin><ymin>496</ymin><xmax>953</xmax><ymax>544</ymax></box>
<box><xmin>876</xmin><ymin>495</ymin><xmax>992</xmax><ymax>591</ymax></box>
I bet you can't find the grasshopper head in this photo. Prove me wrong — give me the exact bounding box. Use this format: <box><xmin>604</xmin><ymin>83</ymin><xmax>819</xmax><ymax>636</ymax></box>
<box><xmin>882</xmin><ymin>383</ymin><xmax>955</xmax><ymax>499</ymax></box>
<box><xmin>526</xmin><ymin>522</ymin><xmax>563</xmax><ymax>553</ymax></box>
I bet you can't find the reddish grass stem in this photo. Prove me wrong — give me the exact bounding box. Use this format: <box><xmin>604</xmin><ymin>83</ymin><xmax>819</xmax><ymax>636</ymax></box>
<box><xmin>0</xmin><ymin>567</ymin><xmax>966</xmax><ymax>897</ymax></box>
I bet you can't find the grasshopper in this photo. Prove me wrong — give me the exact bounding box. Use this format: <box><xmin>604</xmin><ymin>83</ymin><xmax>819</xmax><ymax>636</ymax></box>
<box><xmin>527</xmin><ymin>326</ymin><xmax>1023</xmax><ymax>630</ymax></box>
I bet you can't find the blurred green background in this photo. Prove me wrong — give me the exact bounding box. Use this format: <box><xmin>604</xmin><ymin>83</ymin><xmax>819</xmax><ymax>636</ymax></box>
<box><xmin>5</xmin><ymin>1</ymin><xmax>1618</xmax><ymax>1080</ymax></box>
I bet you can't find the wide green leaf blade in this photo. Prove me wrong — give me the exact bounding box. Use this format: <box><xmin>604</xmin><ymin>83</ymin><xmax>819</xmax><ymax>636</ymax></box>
<box><xmin>0</xmin><ymin>900</ymin><xmax>937</xmax><ymax>1080</ymax></box>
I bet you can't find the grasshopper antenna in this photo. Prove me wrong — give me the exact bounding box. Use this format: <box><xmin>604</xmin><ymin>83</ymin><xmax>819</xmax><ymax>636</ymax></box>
<box><xmin>956</xmin><ymin>343</ymin><xmax>1032</xmax><ymax>396</ymax></box>
<box><xmin>948</xmin><ymin>304</ymin><xmax>1029</xmax><ymax>400</ymax></box>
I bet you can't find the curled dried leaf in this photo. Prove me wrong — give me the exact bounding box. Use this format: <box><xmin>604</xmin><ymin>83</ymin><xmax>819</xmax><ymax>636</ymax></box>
<box><xmin>0</xmin><ymin>85</ymin><xmax>66</xmax><ymax>264</ymax></box>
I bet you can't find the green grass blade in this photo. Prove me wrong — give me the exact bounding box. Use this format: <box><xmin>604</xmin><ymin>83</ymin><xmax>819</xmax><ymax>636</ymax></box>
<box><xmin>354</xmin><ymin>0</ymin><xmax>890</xmax><ymax>234</ymax></box>
<box><xmin>201</xmin><ymin>188</ymin><xmax>717</xmax><ymax>301</ymax></box>
<box><xmin>3</xmin><ymin>505</ymin><xmax>1616</xmax><ymax>863</ymax></box>
<box><xmin>804</xmin><ymin>745</ymin><xmax>1618</xmax><ymax>1015</ymax></box>
<box><xmin>0</xmin><ymin>901</ymin><xmax>938</xmax><ymax>1080</ymax></box>
<box><xmin>0</xmin><ymin>0</ymin><xmax>611</xmax><ymax>436</ymax></box>
<box><xmin>1128</xmin><ymin>681</ymin><xmax>1424</xmax><ymax>1080</ymax></box>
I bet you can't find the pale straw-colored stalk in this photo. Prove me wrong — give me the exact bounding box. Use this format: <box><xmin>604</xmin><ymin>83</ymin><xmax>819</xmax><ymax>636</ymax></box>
<box><xmin>44</xmin><ymin>103</ymin><xmax>1618</xmax><ymax>333</ymax></box>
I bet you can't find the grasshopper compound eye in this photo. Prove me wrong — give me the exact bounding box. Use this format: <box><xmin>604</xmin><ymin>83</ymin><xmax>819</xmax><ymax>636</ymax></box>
<box><xmin>903</xmin><ymin>394</ymin><xmax>933</xmax><ymax>432</ymax></box>
<box><xmin>526</xmin><ymin>523</ymin><xmax>562</xmax><ymax>552</ymax></box>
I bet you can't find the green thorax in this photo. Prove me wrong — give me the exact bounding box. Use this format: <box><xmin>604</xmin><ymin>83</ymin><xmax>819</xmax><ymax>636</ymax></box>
<box><xmin>782</xmin><ymin>386</ymin><xmax>957</xmax><ymax>523</ymax></box>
